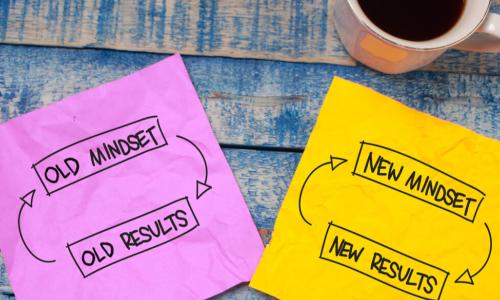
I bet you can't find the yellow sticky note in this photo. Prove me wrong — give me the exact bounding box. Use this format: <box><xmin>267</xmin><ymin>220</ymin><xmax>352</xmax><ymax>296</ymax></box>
<box><xmin>250</xmin><ymin>77</ymin><xmax>499</xmax><ymax>300</ymax></box>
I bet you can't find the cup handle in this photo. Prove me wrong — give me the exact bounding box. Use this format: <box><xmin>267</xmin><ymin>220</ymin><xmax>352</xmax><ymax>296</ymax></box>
<box><xmin>452</xmin><ymin>13</ymin><xmax>500</xmax><ymax>52</ymax></box>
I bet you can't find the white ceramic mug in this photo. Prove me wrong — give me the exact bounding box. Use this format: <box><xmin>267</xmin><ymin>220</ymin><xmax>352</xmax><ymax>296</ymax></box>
<box><xmin>333</xmin><ymin>0</ymin><xmax>500</xmax><ymax>74</ymax></box>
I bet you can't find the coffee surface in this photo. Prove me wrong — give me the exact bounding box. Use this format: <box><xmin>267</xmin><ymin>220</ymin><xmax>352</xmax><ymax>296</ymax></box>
<box><xmin>358</xmin><ymin>0</ymin><xmax>465</xmax><ymax>41</ymax></box>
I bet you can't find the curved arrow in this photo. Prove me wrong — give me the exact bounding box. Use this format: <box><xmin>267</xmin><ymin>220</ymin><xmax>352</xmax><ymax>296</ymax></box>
<box><xmin>18</xmin><ymin>189</ymin><xmax>56</xmax><ymax>263</ymax></box>
<box><xmin>176</xmin><ymin>135</ymin><xmax>212</xmax><ymax>199</ymax></box>
<box><xmin>455</xmin><ymin>222</ymin><xmax>492</xmax><ymax>285</ymax></box>
<box><xmin>298</xmin><ymin>156</ymin><xmax>348</xmax><ymax>226</ymax></box>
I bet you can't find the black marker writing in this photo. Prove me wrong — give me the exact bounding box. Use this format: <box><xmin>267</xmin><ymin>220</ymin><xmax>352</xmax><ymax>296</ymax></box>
<box><xmin>320</xmin><ymin>222</ymin><xmax>449</xmax><ymax>300</ymax></box>
<box><xmin>363</xmin><ymin>152</ymin><xmax>403</xmax><ymax>182</ymax></box>
<box><xmin>90</xmin><ymin>126</ymin><xmax>160</xmax><ymax>167</ymax></box>
<box><xmin>352</xmin><ymin>141</ymin><xmax>485</xmax><ymax>222</ymax></box>
<box><xmin>120</xmin><ymin>210</ymin><xmax>189</xmax><ymax>250</ymax></box>
<box><xmin>33</xmin><ymin>116</ymin><xmax>167</xmax><ymax>195</ymax></box>
<box><xmin>370</xmin><ymin>252</ymin><xmax>437</xmax><ymax>294</ymax></box>
<box><xmin>44</xmin><ymin>157</ymin><xmax>79</xmax><ymax>184</ymax></box>
<box><xmin>404</xmin><ymin>171</ymin><xmax>477</xmax><ymax>216</ymax></box>
<box><xmin>67</xmin><ymin>197</ymin><xmax>198</xmax><ymax>278</ymax></box>
<box><xmin>329</xmin><ymin>235</ymin><xmax>364</xmax><ymax>262</ymax></box>
<box><xmin>81</xmin><ymin>242</ymin><xmax>114</xmax><ymax>266</ymax></box>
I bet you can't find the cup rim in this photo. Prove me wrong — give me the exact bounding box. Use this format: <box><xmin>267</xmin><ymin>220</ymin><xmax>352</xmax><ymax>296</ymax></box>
<box><xmin>346</xmin><ymin>0</ymin><xmax>492</xmax><ymax>51</ymax></box>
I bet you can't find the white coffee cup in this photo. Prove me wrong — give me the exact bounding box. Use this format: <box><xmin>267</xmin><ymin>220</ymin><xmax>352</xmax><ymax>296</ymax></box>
<box><xmin>333</xmin><ymin>0</ymin><xmax>500</xmax><ymax>74</ymax></box>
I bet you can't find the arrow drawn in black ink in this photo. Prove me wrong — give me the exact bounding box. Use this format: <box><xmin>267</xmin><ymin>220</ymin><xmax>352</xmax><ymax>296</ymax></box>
<box><xmin>176</xmin><ymin>135</ymin><xmax>212</xmax><ymax>199</ymax></box>
<box><xmin>455</xmin><ymin>222</ymin><xmax>492</xmax><ymax>285</ymax></box>
<box><xmin>298</xmin><ymin>156</ymin><xmax>348</xmax><ymax>226</ymax></box>
<box><xmin>18</xmin><ymin>189</ymin><xmax>56</xmax><ymax>263</ymax></box>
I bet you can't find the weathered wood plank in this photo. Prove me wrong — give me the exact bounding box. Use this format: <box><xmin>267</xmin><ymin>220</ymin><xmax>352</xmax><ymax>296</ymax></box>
<box><xmin>0</xmin><ymin>283</ymin><xmax>269</xmax><ymax>300</ymax></box>
<box><xmin>0</xmin><ymin>0</ymin><xmax>351</xmax><ymax>65</ymax></box>
<box><xmin>0</xmin><ymin>148</ymin><xmax>295</xmax><ymax>299</ymax></box>
<box><xmin>0</xmin><ymin>289</ymin><xmax>15</xmax><ymax>300</ymax></box>
<box><xmin>0</xmin><ymin>0</ymin><xmax>498</xmax><ymax>74</ymax></box>
<box><xmin>224</xmin><ymin>150</ymin><xmax>299</xmax><ymax>229</ymax></box>
<box><xmin>426</xmin><ymin>50</ymin><xmax>500</xmax><ymax>75</ymax></box>
<box><xmin>0</xmin><ymin>258</ymin><xmax>272</xmax><ymax>300</ymax></box>
<box><xmin>0</xmin><ymin>256</ymin><xmax>10</xmax><ymax>293</ymax></box>
<box><xmin>1</xmin><ymin>45</ymin><xmax>498</xmax><ymax>149</ymax></box>
<box><xmin>212</xmin><ymin>284</ymin><xmax>271</xmax><ymax>300</ymax></box>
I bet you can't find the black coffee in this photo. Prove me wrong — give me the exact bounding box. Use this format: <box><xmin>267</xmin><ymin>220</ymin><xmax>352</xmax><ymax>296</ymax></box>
<box><xmin>358</xmin><ymin>0</ymin><xmax>465</xmax><ymax>41</ymax></box>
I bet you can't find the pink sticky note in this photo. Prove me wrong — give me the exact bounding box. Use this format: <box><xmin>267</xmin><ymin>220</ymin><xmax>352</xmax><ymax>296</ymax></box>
<box><xmin>0</xmin><ymin>54</ymin><xmax>264</xmax><ymax>299</ymax></box>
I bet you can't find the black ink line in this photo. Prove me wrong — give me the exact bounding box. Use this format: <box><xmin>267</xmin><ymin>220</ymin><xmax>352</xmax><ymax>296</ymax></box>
<box><xmin>320</xmin><ymin>255</ymin><xmax>439</xmax><ymax>300</ymax></box>
<box><xmin>67</xmin><ymin>197</ymin><xmax>189</xmax><ymax>246</ymax></box>
<box><xmin>67</xmin><ymin>197</ymin><xmax>199</xmax><ymax>278</ymax></box>
<box><xmin>455</xmin><ymin>222</ymin><xmax>493</xmax><ymax>284</ymax></box>
<box><xmin>176</xmin><ymin>135</ymin><xmax>208</xmax><ymax>183</ymax></box>
<box><xmin>320</xmin><ymin>222</ymin><xmax>449</xmax><ymax>300</ymax></box>
<box><xmin>80</xmin><ymin>224</ymin><xmax>198</xmax><ymax>278</ymax></box>
<box><xmin>298</xmin><ymin>157</ymin><xmax>348</xmax><ymax>226</ymax></box>
<box><xmin>32</xmin><ymin>164</ymin><xmax>50</xmax><ymax>196</ymax></box>
<box><xmin>352</xmin><ymin>173</ymin><xmax>482</xmax><ymax>223</ymax></box>
<box><xmin>46</xmin><ymin>143</ymin><xmax>168</xmax><ymax>195</ymax></box>
<box><xmin>66</xmin><ymin>243</ymin><xmax>85</xmax><ymax>278</ymax></box>
<box><xmin>326</xmin><ymin>222</ymin><xmax>449</xmax><ymax>274</ymax></box>
<box><xmin>473</xmin><ymin>223</ymin><xmax>493</xmax><ymax>278</ymax></box>
<box><xmin>319</xmin><ymin>220</ymin><xmax>332</xmax><ymax>259</ymax></box>
<box><xmin>156</xmin><ymin>118</ymin><xmax>168</xmax><ymax>146</ymax></box>
<box><xmin>438</xmin><ymin>271</ymin><xmax>449</xmax><ymax>300</ymax></box>
<box><xmin>352</xmin><ymin>140</ymin><xmax>364</xmax><ymax>176</ymax></box>
<box><xmin>32</xmin><ymin>116</ymin><xmax>167</xmax><ymax>195</ymax></box>
<box><xmin>176</xmin><ymin>135</ymin><xmax>212</xmax><ymax>199</ymax></box>
<box><xmin>471</xmin><ymin>197</ymin><xmax>484</xmax><ymax>225</ymax></box>
<box><xmin>362</xmin><ymin>141</ymin><xmax>485</xmax><ymax>196</ymax></box>
<box><xmin>299</xmin><ymin>162</ymin><xmax>330</xmax><ymax>226</ymax></box>
<box><xmin>17</xmin><ymin>202</ymin><xmax>56</xmax><ymax>263</ymax></box>
<box><xmin>34</xmin><ymin>116</ymin><xmax>160</xmax><ymax>165</ymax></box>
<box><xmin>185</xmin><ymin>195</ymin><xmax>200</xmax><ymax>226</ymax></box>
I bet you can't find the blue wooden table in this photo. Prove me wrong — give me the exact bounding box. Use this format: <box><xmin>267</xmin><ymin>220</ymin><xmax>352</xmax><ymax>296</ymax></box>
<box><xmin>0</xmin><ymin>1</ymin><xmax>498</xmax><ymax>299</ymax></box>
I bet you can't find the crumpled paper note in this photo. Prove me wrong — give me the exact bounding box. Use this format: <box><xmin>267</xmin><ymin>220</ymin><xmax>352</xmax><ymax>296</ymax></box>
<box><xmin>0</xmin><ymin>54</ymin><xmax>263</xmax><ymax>299</ymax></box>
<box><xmin>250</xmin><ymin>77</ymin><xmax>499</xmax><ymax>300</ymax></box>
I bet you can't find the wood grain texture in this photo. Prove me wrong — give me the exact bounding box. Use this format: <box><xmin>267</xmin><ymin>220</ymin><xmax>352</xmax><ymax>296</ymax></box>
<box><xmin>1</xmin><ymin>45</ymin><xmax>498</xmax><ymax>150</ymax></box>
<box><xmin>0</xmin><ymin>256</ymin><xmax>11</xmax><ymax>295</ymax></box>
<box><xmin>0</xmin><ymin>0</ymin><xmax>499</xmax><ymax>74</ymax></box>
<box><xmin>0</xmin><ymin>0</ymin><xmax>351</xmax><ymax>65</ymax></box>
<box><xmin>0</xmin><ymin>148</ymin><xmax>294</xmax><ymax>299</ymax></box>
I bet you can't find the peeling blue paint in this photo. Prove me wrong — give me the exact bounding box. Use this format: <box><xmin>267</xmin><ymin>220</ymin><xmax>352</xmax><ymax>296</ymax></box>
<box><xmin>0</xmin><ymin>0</ymin><xmax>497</xmax><ymax>75</ymax></box>
<box><xmin>0</xmin><ymin>257</ymin><xmax>11</xmax><ymax>290</ymax></box>
<box><xmin>155</xmin><ymin>0</ymin><xmax>166</xmax><ymax>47</ymax></box>
<box><xmin>46</xmin><ymin>0</ymin><xmax>60</xmax><ymax>38</ymax></box>
<box><xmin>0</xmin><ymin>0</ymin><xmax>11</xmax><ymax>41</ymax></box>
<box><xmin>134</xmin><ymin>0</ymin><xmax>146</xmax><ymax>43</ymax></box>
<box><xmin>96</xmin><ymin>0</ymin><xmax>118</xmax><ymax>44</ymax></box>
<box><xmin>270</xmin><ymin>15</ymin><xmax>283</xmax><ymax>52</ymax></box>
<box><xmin>318</xmin><ymin>0</ymin><xmax>328</xmax><ymax>52</ymax></box>
<box><xmin>196</xmin><ymin>0</ymin><xmax>208</xmax><ymax>52</ymax></box>
<box><xmin>60</xmin><ymin>0</ymin><xmax>72</xmax><ymax>43</ymax></box>
<box><xmin>0</xmin><ymin>44</ymin><xmax>497</xmax><ymax>144</ymax></box>
<box><xmin>291</xmin><ymin>0</ymin><xmax>307</xmax><ymax>56</ymax></box>
<box><xmin>147</xmin><ymin>0</ymin><xmax>155</xmax><ymax>41</ymax></box>
<box><xmin>31</xmin><ymin>0</ymin><xmax>41</xmax><ymax>17</ymax></box>
<box><xmin>196</xmin><ymin>0</ymin><xmax>221</xmax><ymax>51</ymax></box>
<box><xmin>70</xmin><ymin>0</ymin><xmax>85</xmax><ymax>42</ymax></box>
<box><xmin>229</xmin><ymin>16</ymin><xmax>242</xmax><ymax>48</ymax></box>
<box><xmin>249</xmin><ymin>0</ymin><xmax>260</xmax><ymax>50</ymax></box>
<box><xmin>17</xmin><ymin>85</ymin><xmax>40</xmax><ymax>116</ymax></box>
<box><xmin>170</xmin><ymin>0</ymin><xmax>191</xmax><ymax>49</ymax></box>
<box><xmin>207</xmin><ymin>0</ymin><xmax>220</xmax><ymax>50</ymax></box>
<box><xmin>18</xmin><ymin>0</ymin><xmax>30</xmax><ymax>40</ymax></box>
